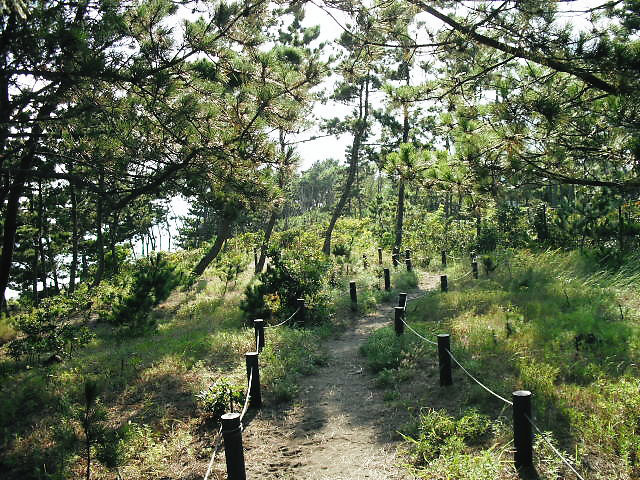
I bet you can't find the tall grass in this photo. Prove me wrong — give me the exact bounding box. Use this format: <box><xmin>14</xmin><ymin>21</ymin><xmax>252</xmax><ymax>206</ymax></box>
<box><xmin>363</xmin><ymin>248</ymin><xmax>640</xmax><ymax>479</ymax></box>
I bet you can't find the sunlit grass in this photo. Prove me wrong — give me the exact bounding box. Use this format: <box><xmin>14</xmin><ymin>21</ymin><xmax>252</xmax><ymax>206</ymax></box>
<box><xmin>363</xmin><ymin>249</ymin><xmax>640</xmax><ymax>479</ymax></box>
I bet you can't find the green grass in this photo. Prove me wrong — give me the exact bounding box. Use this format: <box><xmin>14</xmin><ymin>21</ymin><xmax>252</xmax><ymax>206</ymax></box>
<box><xmin>0</xmin><ymin>266</ymin><xmax>335</xmax><ymax>480</ymax></box>
<box><xmin>362</xmin><ymin>249</ymin><xmax>640</xmax><ymax>479</ymax></box>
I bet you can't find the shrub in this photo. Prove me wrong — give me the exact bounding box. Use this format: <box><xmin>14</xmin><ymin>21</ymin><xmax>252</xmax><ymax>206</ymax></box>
<box><xmin>405</xmin><ymin>408</ymin><xmax>491</xmax><ymax>465</ymax></box>
<box><xmin>108</xmin><ymin>253</ymin><xmax>184</xmax><ymax>335</ymax></box>
<box><xmin>241</xmin><ymin>234</ymin><xmax>333</xmax><ymax>324</ymax></box>
<box><xmin>196</xmin><ymin>378</ymin><xmax>245</xmax><ymax>423</ymax></box>
<box><xmin>7</xmin><ymin>295</ymin><xmax>93</xmax><ymax>362</ymax></box>
<box><xmin>360</xmin><ymin>326</ymin><xmax>421</xmax><ymax>372</ymax></box>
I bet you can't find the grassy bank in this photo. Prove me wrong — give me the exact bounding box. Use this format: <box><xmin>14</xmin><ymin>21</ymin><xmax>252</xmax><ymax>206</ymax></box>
<box><xmin>0</xmin><ymin>268</ymin><xmax>332</xmax><ymax>480</ymax></box>
<box><xmin>361</xmin><ymin>249</ymin><xmax>640</xmax><ymax>479</ymax></box>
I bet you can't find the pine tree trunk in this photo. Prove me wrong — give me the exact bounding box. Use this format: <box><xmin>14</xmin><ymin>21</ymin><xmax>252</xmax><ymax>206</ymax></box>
<box><xmin>191</xmin><ymin>217</ymin><xmax>232</xmax><ymax>277</ymax></box>
<box><xmin>37</xmin><ymin>180</ymin><xmax>48</xmax><ymax>297</ymax></box>
<box><xmin>394</xmin><ymin>179</ymin><xmax>405</xmax><ymax>249</ymax></box>
<box><xmin>69</xmin><ymin>177</ymin><xmax>79</xmax><ymax>293</ymax></box>
<box><xmin>93</xmin><ymin>169</ymin><xmax>105</xmax><ymax>286</ymax></box>
<box><xmin>256</xmin><ymin>210</ymin><xmax>277</xmax><ymax>274</ymax></box>
<box><xmin>323</xmin><ymin>77</ymin><xmax>370</xmax><ymax>255</ymax></box>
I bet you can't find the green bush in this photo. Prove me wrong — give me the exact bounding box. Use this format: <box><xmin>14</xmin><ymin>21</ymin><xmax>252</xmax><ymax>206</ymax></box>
<box><xmin>405</xmin><ymin>408</ymin><xmax>491</xmax><ymax>465</ymax></box>
<box><xmin>7</xmin><ymin>295</ymin><xmax>94</xmax><ymax>362</ymax></box>
<box><xmin>393</xmin><ymin>269</ymin><xmax>418</xmax><ymax>291</ymax></box>
<box><xmin>108</xmin><ymin>253</ymin><xmax>184</xmax><ymax>335</ymax></box>
<box><xmin>196</xmin><ymin>378</ymin><xmax>245</xmax><ymax>423</ymax></box>
<box><xmin>241</xmin><ymin>233</ymin><xmax>333</xmax><ymax>324</ymax></box>
<box><xmin>360</xmin><ymin>326</ymin><xmax>421</xmax><ymax>372</ymax></box>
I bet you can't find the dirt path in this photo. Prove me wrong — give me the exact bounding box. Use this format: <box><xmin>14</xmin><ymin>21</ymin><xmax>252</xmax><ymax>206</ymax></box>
<box><xmin>239</xmin><ymin>274</ymin><xmax>439</xmax><ymax>480</ymax></box>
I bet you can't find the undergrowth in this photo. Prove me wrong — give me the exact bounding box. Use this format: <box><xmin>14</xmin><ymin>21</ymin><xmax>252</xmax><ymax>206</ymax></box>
<box><xmin>362</xmin><ymin>249</ymin><xmax>640</xmax><ymax>479</ymax></box>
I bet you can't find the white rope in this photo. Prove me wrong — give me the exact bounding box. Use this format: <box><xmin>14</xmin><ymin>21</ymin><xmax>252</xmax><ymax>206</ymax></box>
<box><xmin>525</xmin><ymin>414</ymin><xmax>587</xmax><ymax>480</ymax></box>
<box><xmin>202</xmin><ymin>425</ymin><xmax>223</xmax><ymax>480</ymax></box>
<box><xmin>401</xmin><ymin>318</ymin><xmax>438</xmax><ymax>345</ymax></box>
<box><xmin>451</xmin><ymin>270</ymin><xmax>474</xmax><ymax>282</ymax></box>
<box><xmin>240</xmin><ymin>368</ymin><xmax>253</xmax><ymax>422</ymax></box>
<box><xmin>267</xmin><ymin>307</ymin><xmax>300</xmax><ymax>328</ymax></box>
<box><xmin>447</xmin><ymin>349</ymin><xmax>513</xmax><ymax>406</ymax></box>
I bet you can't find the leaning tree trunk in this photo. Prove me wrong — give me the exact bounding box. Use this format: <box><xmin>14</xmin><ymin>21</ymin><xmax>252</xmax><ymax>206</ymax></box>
<box><xmin>191</xmin><ymin>217</ymin><xmax>232</xmax><ymax>277</ymax></box>
<box><xmin>256</xmin><ymin>210</ymin><xmax>277</xmax><ymax>274</ymax></box>
<box><xmin>323</xmin><ymin>77</ymin><xmax>370</xmax><ymax>255</ymax></box>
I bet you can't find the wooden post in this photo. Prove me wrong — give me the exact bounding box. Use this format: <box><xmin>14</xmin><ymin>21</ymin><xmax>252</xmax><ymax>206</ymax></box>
<box><xmin>394</xmin><ymin>306</ymin><xmax>404</xmax><ymax>335</ymax></box>
<box><xmin>297</xmin><ymin>298</ymin><xmax>305</xmax><ymax>323</ymax></box>
<box><xmin>441</xmin><ymin>250</ymin><xmax>447</xmax><ymax>268</ymax></box>
<box><xmin>253</xmin><ymin>319</ymin><xmax>264</xmax><ymax>353</ymax></box>
<box><xmin>221</xmin><ymin>412</ymin><xmax>246</xmax><ymax>480</ymax></box>
<box><xmin>405</xmin><ymin>249</ymin><xmax>411</xmax><ymax>260</ymax></box>
<box><xmin>349</xmin><ymin>281</ymin><xmax>357</xmax><ymax>310</ymax></box>
<box><xmin>437</xmin><ymin>334</ymin><xmax>452</xmax><ymax>386</ymax></box>
<box><xmin>363</xmin><ymin>254</ymin><xmax>368</xmax><ymax>270</ymax></box>
<box><xmin>513</xmin><ymin>390</ymin><xmax>533</xmax><ymax>470</ymax></box>
<box><xmin>377</xmin><ymin>247</ymin><xmax>383</xmax><ymax>265</ymax></box>
<box><xmin>245</xmin><ymin>352</ymin><xmax>261</xmax><ymax>408</ymax></box>
<box><xmin>406</xmin><ymin>258</ymin><xmax>412</xmax><ymax>272</ymax></box>
<box><xmin>472</xmin><ymin>261</ymin><xmax>478</xmax><ymax>279</ymax></box>
<box><xmin>440</xmin><ymin>275</ymin><xmax>448</xmax><ymax>292</ymax></box>
<box><xmin>383</xmin><ymin>268</ymin><xmax>391</xmax><ymax>291</ymax></box>
<box><xmin>398</xmin><ymin>292</ymin><xmax>407</xmax><ymax>309</ymax></box>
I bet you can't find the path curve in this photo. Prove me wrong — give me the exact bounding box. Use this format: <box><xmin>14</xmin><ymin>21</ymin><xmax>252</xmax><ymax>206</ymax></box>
<box><xmin>238</xmin><ymin>274</ymin><xmax>439</xmax><ymax>480</ymax></box>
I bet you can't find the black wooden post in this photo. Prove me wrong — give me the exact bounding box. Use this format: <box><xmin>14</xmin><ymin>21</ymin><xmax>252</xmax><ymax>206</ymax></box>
<box><xmin>440</xmin><ymin>275</ymin><xmax>448</xmax><ymax>292</ymax></box>
<box><xmin>383</xmin><ymin>268</ymin><xmax>391</xmax><ymax>291</ymax></box>
<box><xmin>437</xmin><ymin>334</ymin><xmax>452</xmax><ymax>386</ymax></box>
<box><xmin>392</xmin><ymin>246</ymin><xmax>399</xmax><ymax>267</ymax></box>
<box><xmin>394</xmin><ymin>306</ymin><xmax>405</xmax><ymax>335</ymax></box>
<box><xmin>245</xmin><ymin>352</ymin><xmax>261</xmax><ymax>408</ymax></box>
<box><xmin>398</xmin><ymin>292</ymin><xmax>407</xmax><ymax>309</ymax></box>
<box><xmin>363</xmin><ymin>254</ymin><xmax>368</xmax><ymax>270</ymax></box>
<box><xmin>441</xmin><ymin>250</ymin><xmax>447</xmax><ymax>268</ymax></box>
<box><xmin>378</xmin><ymin>247</ymin><xmax>383</xmax><ymax>265</ymax></box>
<box><xmin>297</xmin><ymin>298</ymin><xmax>305</xmax><ymax>323</ymax></box>
<box><xmin>349</xmin><ymin>281</ymin><xmax>357</xmax><ymax>310</ymax></box>
<box><xmin>405</xmin><ymin>249</ymin><xmax>411</xmax><ymax>260</ymax></box>
<box><xmin>472</xmin><ymin>261</ymin><xmax>478</xmax><ymax>279</ymax></box>
<box><xmin>221</xmin><ymin>412</ymin><xmax>246</xmax><ymax>480</ymax></box>
<box><xmin>253</xmin><ymin>319</ymin><xmax>264</xmax><ymax>353</ymax></box>
<box><xmin>406</xmin><ymin>258</ymin><xmax>412</xmax><ymax>272</ymax></box>
<box><xmin>513</xmin><ymin>390</ymin><xmax>533</xmax><ymax>470</ymax></box>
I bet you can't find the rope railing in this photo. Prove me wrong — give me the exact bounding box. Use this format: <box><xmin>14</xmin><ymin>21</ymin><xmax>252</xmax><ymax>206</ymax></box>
<box><xmin>391</xmin><ymin>255</ymin><xmax>588</xmax><ymax>478</ymax></box>
<box><xmin>525</xmin><ymin>414</ymin><xmax>586</xmax><ymax>480</ymax></box>
<box><xmin>446</xmin><ymin>348</ymin><xmax>513</xmax><ymax>406</ymax></box>
<box><xmin>401</xmin><ymin>317</ymin><xmax>437</xmax><ymax>345</ymax></box>
<box><xmin>240</xmin><ymin>368</ymin><xmax>253</xmax><ymax>422</ymax></box>
<box><xmin>202</xmin><ymin>425</ymin><xmax>223</xmax><ymax>480</ymax></box>
<box><xmin>450</xmin><ymin>269</ymin><xmax>474</xmax><ymax>282</ymax></box>
<box><xmin>266</xmin><ymin>306</ymin><xmax>301</xmax><ymax>328</ymax></box>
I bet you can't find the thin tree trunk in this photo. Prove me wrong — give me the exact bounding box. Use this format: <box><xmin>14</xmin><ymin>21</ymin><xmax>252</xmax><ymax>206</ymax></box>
<box><xmin>93</xmin><ymin>168</ymin><xmax>105</xmax><ymax>286</ymax></box>
<box><xmin>69</xmin><ymin>176</ymin><xmax>79</xmax><ymax>293</ymax></box>
<box><xmin>394</xmin><ymin>180</ymin><xmax>405</xmax><ymax>249</ymax></box>
<box><xmin>323</xmin><ymin>76</ymin><xmax>370</xmax><ymax>255</ymax></box>
<box><xmin>256</xmin><ymin>210</ymin><xmax>277</xmax><ymax>274</ymax></box>
<box><xmin>37</xmin><ymin>181</ymin><xmax>48</xmax><ymax>297</ymax></box>
<box><xmin>191</xmin><ymin>217</ymin><xmax>232</xmax><ymax>277</ymax></box>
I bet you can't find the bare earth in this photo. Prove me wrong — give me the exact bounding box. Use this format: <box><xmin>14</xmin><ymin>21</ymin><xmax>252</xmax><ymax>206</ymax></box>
<box><xmin>235</xmin><ymin>274</ymin><xmax>439</xmax><ymax>480</ymax></box>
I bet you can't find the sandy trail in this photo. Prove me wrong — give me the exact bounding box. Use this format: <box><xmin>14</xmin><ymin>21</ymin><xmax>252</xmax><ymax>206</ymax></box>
<box><xmin>237</xmin><ymin>275</ymin><xmax>439</xmax><ymax>480</ymax></box>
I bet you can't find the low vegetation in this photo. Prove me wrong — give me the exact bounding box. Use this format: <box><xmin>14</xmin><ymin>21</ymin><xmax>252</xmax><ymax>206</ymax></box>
<box><xmin>361</xmin><ymin>249</ymin><xmax>640</xmax><ymax>479</ymax></box>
